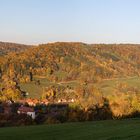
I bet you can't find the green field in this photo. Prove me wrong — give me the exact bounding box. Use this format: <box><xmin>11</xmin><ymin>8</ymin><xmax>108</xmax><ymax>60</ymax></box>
<box><xmin>0</xmin><ymin>119</ymin><xmax>140</xmax><ymax>140</ymax></box>
<box><xmin>97</xmin><ymin>76</ymin><xmax>140</xmax><ymax>96</ymax></box>
<box><xmin>20</xmin><ymin>76</ymin><xmax>140</xmax><ymax>98</ymax></box>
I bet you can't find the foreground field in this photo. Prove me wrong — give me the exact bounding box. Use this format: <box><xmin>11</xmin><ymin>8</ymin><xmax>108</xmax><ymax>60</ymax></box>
<box><xmin>0</xmin><ymin>119</ymin><xmax>140</xmax><ymax>140</ymax></box>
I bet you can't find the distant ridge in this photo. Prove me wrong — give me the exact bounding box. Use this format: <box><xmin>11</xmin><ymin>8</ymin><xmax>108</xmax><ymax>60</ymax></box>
<box><xmin>0</xmin><ymin>41</ymin><xmax>32</xmax><ymax>55</ymax></box>
<box><xmin>1</xmin><ymin>42</ymin><xmax>140</xmax><ymax>81</ymax></box>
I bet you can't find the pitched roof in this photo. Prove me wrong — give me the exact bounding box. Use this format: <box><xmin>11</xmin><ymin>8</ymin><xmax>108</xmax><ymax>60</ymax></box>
<box><xmin>18</xmin><ymin>106</ymin><xmax>34</xmax><ymax>113</ymax></box>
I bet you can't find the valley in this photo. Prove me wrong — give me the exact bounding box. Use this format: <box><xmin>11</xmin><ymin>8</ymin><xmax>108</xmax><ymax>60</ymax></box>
<box><xmin>1</xmin><ymin>42</ymin><xmax>140</xmax><ymax>126</ymax></box>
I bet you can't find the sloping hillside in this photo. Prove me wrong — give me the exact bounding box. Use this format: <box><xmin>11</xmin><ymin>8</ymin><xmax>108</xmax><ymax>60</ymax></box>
<box><xmin>1</xmin><ymin>42</ymin><xmax>140</xmax><ymax>117</ymax></box>
<box><xmin>1</xmin><ymin>42</ymin><xmax>140</xmax><ymax>83</ymax></box>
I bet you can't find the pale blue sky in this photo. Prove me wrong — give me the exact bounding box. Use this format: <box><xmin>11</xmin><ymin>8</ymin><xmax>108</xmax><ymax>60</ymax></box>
<box><xmin>0</xmin><ymin>0</ymin><xmax>140</xmax><ymax>44</ymax></box>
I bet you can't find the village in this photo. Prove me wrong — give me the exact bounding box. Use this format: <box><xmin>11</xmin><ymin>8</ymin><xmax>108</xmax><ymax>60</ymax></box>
<box><xmin>0</xmin><ymin>98</ymin><xmax>75</xmax><ymax>120</ymax></box>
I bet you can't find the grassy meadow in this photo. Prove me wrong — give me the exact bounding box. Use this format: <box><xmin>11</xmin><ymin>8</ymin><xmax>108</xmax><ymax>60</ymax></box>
<box><xmin>20</xmin><ymin>76</ymin><xmax>140</xmax><ymax>98</ymax></box>
<box><xmin>0</xmin><ymin>119</ymin><xmax>140</xmax><ymax>140</ymax></box>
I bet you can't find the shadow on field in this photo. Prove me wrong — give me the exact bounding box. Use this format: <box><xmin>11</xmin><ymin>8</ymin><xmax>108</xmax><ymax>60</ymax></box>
<box><xmin>0</xmin><ymin>97</ymin><xmax>140</xmax><ymax>127</ymax></box>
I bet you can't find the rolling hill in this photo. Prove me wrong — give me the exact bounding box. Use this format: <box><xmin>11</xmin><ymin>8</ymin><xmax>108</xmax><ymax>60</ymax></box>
<box><xmin>1</xmin><ymin>42</ymin><xmax>140</xmax><ymax>120</ymax></box>
<box><xmin>1</xmin><ymin>42</ymin><xmax>140</xmax><ymax>82</ymax></box>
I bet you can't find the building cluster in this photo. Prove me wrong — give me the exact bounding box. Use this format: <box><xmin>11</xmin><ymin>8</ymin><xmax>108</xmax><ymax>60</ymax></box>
<box><xmin>0</xmin><ymin>98</ymin><xmax>75</xmax><ymax>119</ymax></box>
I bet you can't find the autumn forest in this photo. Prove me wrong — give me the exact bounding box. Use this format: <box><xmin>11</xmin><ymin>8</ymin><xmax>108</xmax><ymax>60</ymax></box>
<box><xmin>1</xmin><ymin>42</ymin><xmax>140</xmax><ymax>126</ymax></box>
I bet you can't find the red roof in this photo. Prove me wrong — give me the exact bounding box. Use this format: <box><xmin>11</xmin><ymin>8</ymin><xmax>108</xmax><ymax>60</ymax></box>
<box><xmin>18</xmin><ymin>106</ymin><xmax>34</xmax><ymax>113</ymax></box>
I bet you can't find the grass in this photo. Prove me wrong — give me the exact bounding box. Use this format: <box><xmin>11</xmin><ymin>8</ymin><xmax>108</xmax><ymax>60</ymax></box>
<box><xmin>97</xmin><ymin>76</ymin><xmax>140</xmax><ymax>96</ymax></box>
<box><xmin>0</xmin><ymin>119</ymin><xmax>140</xmax><ymax>140</ymax></box>
<box><xmin>20</xmin><ymin>77</ymin><xmax>52</xmax><ymax>98</ymax></box>
<box><xmin>20</xmin><ymin>76</ymin><xmax>140</xmax><ymax>98</ymax></box>
<box><xmin>20</xmin><ymin>76</ymin><xmax>79</xmax><ymax>98</ymax></box>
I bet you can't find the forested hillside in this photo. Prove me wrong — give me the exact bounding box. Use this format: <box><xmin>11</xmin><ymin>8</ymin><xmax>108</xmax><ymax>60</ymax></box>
<box><xmin>1</xmin><ymin>42</ymin><xmax>140</xmax><ymax>83</ymax></box>
<box><xmin>1</xmin><ymin>42</ymin><xmax>140</xmax><ymax>118</ymax></box>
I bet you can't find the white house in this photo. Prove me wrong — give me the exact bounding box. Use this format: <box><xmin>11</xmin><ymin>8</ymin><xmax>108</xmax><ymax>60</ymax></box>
<box><xmin>17</xmin><ymin>106</ymin><xmax>35</xmax><ymax>119</ymax></box>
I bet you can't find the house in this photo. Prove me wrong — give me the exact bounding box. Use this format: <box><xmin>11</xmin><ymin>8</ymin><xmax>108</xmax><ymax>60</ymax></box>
<box><xmin>41</xmin><ymin>99</ymin><xmax>49</xmax><ymax>105</ymax></box>
<box><xmin>26</xmin><ymin>99</ymin><xmax>40</xmax><ymax>106</ymax></box>
<box><xmin>26</xmin><ymin>99</ymin><xmax>34</xmax><ymax>106</ymax></box>
<box><xmin>57</xmin><ymin>99</ymin><xmax>67</xmax><ymax>103</ymax></box>
<box><xmin>68</xmin><ymin>98</ymin><xmax>74</xmax><ymax>103</ymax></box>
<box><xmin>58</xmin><ymin>98</ymin><xmax>75</xmax><ymax>103</ymax></box>
<box><xmin>21</xmin><ymin>91</ymin><xmax>29</xmax><ymax>97</ymax></box>
<box><xmin>17</xmin><ymin>106</ymin><xmax>35</xmax><ymax>119</ymax></box>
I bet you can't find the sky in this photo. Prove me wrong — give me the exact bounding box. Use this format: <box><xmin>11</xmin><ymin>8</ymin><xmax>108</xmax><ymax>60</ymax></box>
<box><xmin>0</xmin><ymin>0</ymin><xmax>140</xmax><ymax>44</ymax></box>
